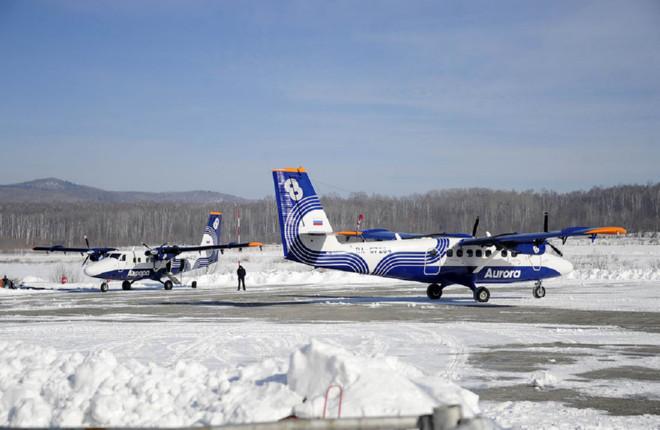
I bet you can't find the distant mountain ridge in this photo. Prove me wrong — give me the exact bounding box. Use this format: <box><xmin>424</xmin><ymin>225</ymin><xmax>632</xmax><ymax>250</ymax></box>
<box><xmin>0</xmin><ymin>178</ymin><xmax>247</xmax><ymax>204</ymax></box>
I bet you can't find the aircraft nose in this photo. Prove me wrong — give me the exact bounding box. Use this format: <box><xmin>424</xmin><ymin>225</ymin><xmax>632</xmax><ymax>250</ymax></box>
<box><xmin>555</xmin><ymin>257</ymin><xmax>574</xmax><ymax>276</ymax></box>
<box><xmin>83</xmin><ymin>263</ymin><xmax>99</xmax><ymax>277</ymax></box>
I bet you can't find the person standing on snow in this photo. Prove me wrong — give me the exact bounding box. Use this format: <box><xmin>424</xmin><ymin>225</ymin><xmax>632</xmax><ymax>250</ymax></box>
<box><xmin>237</xmin><ymin>264</ymin><xmax>246</xmax><ymax>291</ymax></box>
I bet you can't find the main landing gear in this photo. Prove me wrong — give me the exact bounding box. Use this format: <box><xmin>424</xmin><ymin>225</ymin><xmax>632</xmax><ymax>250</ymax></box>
<box><xmin>426</xmin><ymin>284</ymin><xmax>443</xmax><ymax>300</ymax></box>
<box><xmin>159</xmin><ymin>278</ymin><xmax>197</xmax><ymax>291</ymax></box>
<box><xmin>427</xmin><ymin>283</ymin><xmax>491</xmax><ymax>303</ymax></box>
<box><xmin>122</xmin><ymin>280</ymin><xmax>133</xmax><ymax>291</ymax></box>
<box><xmin>533</xmin><ymin>281</ymin><xmax>546</xmax><ymax>299</ymax></box>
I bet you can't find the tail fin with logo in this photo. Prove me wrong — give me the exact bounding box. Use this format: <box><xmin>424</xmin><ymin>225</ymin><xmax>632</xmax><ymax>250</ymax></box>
<box><xmin>195</xmin><ymin>212</ymin><xmax>222</xmax><ymax>267</ymax></box>
<box><xmin>272</xmin><ymin>167</ymin><xmax>333</xmax><ymax>257</ymax></box>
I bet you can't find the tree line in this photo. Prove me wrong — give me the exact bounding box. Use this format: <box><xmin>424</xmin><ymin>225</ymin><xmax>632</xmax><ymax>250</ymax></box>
<box><xmin>1</xmin><ymin>183</ymin><xmax>658</xmax><ymax>249</ymax></box>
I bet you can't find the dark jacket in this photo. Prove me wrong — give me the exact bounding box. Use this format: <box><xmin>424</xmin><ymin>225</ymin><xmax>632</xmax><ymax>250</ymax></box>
<box><xmin>237</xmin><ymin>266</ymin><xmax>246</xmax><ymax>278</ymax></box>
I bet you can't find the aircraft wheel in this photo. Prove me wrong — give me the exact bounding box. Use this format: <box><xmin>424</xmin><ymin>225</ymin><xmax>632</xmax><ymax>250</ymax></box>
<box><xmin>191</xmin><ymin>281</ymin><xmax>197</xmax><ymax>289</ymax></box>
<box><xmin>474</xmin><ymin>287</ymin><xmax>490</xmax><ymax>303</ymax></box>
<box><xmin>426</xmin><ymin>284</ymin><xmax>442</xmax><ymax>300</ymax></box>
<box><xmin>533</xmin><ymin>285</ymin><xmax>546</xmax><ymax>299</ymax></box>
<box><xmin>122</xmin><ymin>280</ymin><xmax>132</xmax><ymax>291</ymax></box>
<box><xmin>164</xmin><ymin>280</ymin><xmax>173</xmax><ymax>290</ymax></box>
<box><xmin>100</xmin><ymin>282</ymin><xmax>109</xmax><ymax>293</ymax></box>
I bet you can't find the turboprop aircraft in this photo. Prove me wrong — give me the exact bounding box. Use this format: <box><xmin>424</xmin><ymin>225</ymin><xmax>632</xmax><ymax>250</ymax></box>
<box><xmin>272</xmin><ymin>167</ymin><xmax>627</xmax><ymax>303</ymax></box>
<box><xmin>34</xmin><ymin>212</ymin><xmax>263</xmax><ymax>292</ymax></box>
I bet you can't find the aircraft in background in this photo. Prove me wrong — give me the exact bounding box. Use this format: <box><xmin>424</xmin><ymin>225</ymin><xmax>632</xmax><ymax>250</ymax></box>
<box><xmin>34</xmin><ymin>212</ymin><xmax>263</xmax><ymax>292</ymax></box>
<box><xmin>272</xmin><ymin>167</ymin><xmax>627</xmax><ymax>303</ymax></box>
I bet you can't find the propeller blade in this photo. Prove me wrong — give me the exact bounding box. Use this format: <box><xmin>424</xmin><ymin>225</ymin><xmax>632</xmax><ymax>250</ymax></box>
<box><xmin>143</xmin><ymin>243</ymin><xmax>151</xmax><ymax>249</ymax></box>
<box><xmin>548</xmin><ymin>242</ymin><xmax>564</xmax><ymax>257</ymax></box>
<box><xmin>472</xmin><ymin>216</ymin><xmax>480</xmax><ymax>237</ymax></box>
<box><xmin>82</xmin><ymin>255</ymin><xmax>89</xmax><ymax>266</ymax></box>
<box><xmin>543</xmin><ymin>211</ymin><xmax>549</xmax><ymax>233</ymax></box>
<box><xmin>84</xmin><ymin>235</ymin><xmax>90</xmax><ymax>249</ymax></box>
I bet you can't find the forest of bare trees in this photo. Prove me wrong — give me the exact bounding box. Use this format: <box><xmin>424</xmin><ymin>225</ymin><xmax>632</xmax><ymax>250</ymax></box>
<box><xmin>1</xmin><ymin>183</ymin><xmax>658</xmax><ymax>250</ymax></box>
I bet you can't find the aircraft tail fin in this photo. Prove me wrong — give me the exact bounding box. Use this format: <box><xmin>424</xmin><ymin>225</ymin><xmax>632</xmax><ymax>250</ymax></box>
<box><xmin>272</xmin><ymin>167</ymin><xmax>333</xmax><ymax>257</ymax></box>
<box><xmin>199</xmin><ymin>212</ymin><xmax>222</xmax><ymax>264</ymax></box>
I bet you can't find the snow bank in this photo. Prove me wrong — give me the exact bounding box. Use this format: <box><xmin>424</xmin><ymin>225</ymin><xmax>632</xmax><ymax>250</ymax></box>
<box><xmin>288</xmin><ymin>340</ymin><xmax>479</xmax><ymax>419</ymax></box>
<box><xmin>568</xmin><ymin>268</ymin><xmax>660</xmax><ymax>282</ymax></box>
<box><xmin>0</xmin><ymin>340</ymin><xmax>477</xmax><ymax>427</ymax></box>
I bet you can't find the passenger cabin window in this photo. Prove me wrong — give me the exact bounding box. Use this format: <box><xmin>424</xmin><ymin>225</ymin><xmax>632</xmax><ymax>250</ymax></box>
<box><xmin>502</xmin><ymin>250</ymin><xmax>508</xmax><ymax>257</ymax></box>
<box><xmin>138</xmin><ymin>258</ymin><xmax>141</xmax><ymax>263</ymax></box>
<box><xmin>476</xmin><ymin>249</ymin><xmax>483</xmax><ymax>257</ymax></box>
<box><xmin>447</xmin><ymin>250</ymin><xmax>453</xmax><ymax>257</ymax></box>
<box><xmin>456</xmin><ymin>249</ymin><xmax>463</xmax><ymax>257</ymax></box>
<box><xmin>511</xmin><ymin>251</ymin><xmax>518</xmax><ymax>257</ymax></box>
<box><xmin>467</xmin><ymin>249</ymin><xmax>473</xmax><ymax>257</ymax></box>
<box><xmin>485</xmin><ymin>250</ymin><xmax>492</xmax><ymax>257</ymax></box>
<box><xmin>121</xmin><ymin>255</ymin><xmax>126</xmax><ymax>262</ymax></box>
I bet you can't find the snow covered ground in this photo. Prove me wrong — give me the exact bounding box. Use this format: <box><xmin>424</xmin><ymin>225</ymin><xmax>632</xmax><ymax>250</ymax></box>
<box><xmin>1</xmin><ymin>238</ymin><xmax>659</xmax><ymax>428</ymax></box>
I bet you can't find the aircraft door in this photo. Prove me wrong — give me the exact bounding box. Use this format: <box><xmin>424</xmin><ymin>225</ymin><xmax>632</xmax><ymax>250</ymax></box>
<box><xmin>424</xmin><ymin>248</ymin><xmax>441</xmax><ymax>275</ymax></box>
<box><xmin>118</xmin><ymin>253</ymin><xmax>128</xmax><ymax>270</ymax></box>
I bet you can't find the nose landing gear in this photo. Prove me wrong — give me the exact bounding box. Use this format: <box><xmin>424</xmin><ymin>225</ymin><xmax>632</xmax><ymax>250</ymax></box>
<box><xmin>533</xmin><ymin>281</ymin><xmax>546</xmax><ymax>298</ymax></box>
<box><xmin>474</xmin><ymin>286</ymin><xmax>490</xmax><ymax>303</ymax></box>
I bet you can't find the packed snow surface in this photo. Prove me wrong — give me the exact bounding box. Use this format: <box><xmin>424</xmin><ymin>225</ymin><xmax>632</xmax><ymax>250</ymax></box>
<box><xmin>0</xmin><ymin>339</ymin><xmax>477</xmax><ymax>427</ymax></box>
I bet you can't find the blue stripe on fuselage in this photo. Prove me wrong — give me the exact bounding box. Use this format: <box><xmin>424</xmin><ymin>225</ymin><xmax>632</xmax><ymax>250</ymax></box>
<box><xmin>374</xmin><ymin>265</ymin><xmax>561</xmax><ymax>284</ymax></box>
<box><xmin>95</xmin><ymin>268</ymin><xmax>182</xmax><ymax>281</ymax></box>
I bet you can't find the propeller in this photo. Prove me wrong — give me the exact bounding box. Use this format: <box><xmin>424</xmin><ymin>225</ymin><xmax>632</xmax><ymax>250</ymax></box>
<box><xmin>472</xmin><ymin>216</ymin><xmax>480</xmax><ymax>237</ymax></box>
<box><xmin>82</xmin><ymin>235</ymin><xmax>91</xmax><ymax>266</ymax></box>
<box><xmin>542</xmin><ymin>212</ymin><xmax>564</xmax><ymax>256</ymax></box>
<box><xmin>143</xmin><ymin>243</ymin><xmax>171</xmax><ymax>269</ymax></box>
<box><xmin>548</xmin><ymin>242</ymin><xmax>564</xmax><ymax>257</ymax></box>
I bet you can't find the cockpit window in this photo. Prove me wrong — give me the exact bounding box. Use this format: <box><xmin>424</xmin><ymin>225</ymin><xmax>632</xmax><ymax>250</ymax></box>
<box><xmin>108</xmin><ymin>253</ymin><xmax>121</xmax><ymax>259</ymax></box>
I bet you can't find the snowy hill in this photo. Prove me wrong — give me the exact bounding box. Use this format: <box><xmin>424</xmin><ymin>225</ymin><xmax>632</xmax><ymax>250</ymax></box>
<box><xmin>0</xmin><ymin>178</ymin><xmax>245</xmax><ymax>204</ymax></box>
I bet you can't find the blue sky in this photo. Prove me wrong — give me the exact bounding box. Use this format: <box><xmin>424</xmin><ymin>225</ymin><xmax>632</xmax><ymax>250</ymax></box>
<box><xmin>1</xmin><ymin>0</ymin><xmax>659</xmax><ymax>198</ymax></box>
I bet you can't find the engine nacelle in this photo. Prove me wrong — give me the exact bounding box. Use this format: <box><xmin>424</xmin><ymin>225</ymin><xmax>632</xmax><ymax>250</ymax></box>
<box><xmin>512</xmin><ymin>243</ymin><xmax>546</xmax><ymax>255</ymax></box>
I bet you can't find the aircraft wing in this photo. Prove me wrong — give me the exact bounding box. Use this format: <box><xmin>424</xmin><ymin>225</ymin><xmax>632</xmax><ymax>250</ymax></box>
<box><xmin>336</xmin><ymin>229</ymin><xmax>410</xmax><ymax>241</ymax></box>
<box><xmin>152</xmin><ymin>242</ymin><xmax>264</xmax><ymax>256</ymax></box>
<box><xmin>33</xmin><ymin>245</ymin><xmax>117</xmax><ymax>255</ymax></box>
<box><xmin>459</xmin><ymin>226</ymin><xmax>627</xmax><ymax>248</ymax></box>
<box><xmin>336</xmin><ymin>229</ymin><xmax>470</xmax><ymax>241</ymax></box>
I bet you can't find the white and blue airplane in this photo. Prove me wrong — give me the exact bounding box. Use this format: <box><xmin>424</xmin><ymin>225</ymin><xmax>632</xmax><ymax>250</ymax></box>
<box><xmin>272</xmin><ymin>167</ymin><xmax>627</xmax><ymax>303</ymax></box>
<box><xmin>34</xmin><ymin>212</ymin><xmax>262</xmax><ymax>292</ymax></box>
